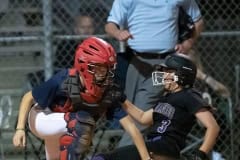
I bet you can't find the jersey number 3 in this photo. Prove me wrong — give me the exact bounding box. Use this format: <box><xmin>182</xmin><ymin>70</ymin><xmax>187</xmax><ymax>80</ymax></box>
<box><xmin>157</xmin><ymin>120</ymin><xmax>171</xmax><ymax>133</ymax></box>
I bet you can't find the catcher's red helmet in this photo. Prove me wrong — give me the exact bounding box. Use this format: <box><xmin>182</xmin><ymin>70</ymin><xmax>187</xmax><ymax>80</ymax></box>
<box><xmin>74</xmin><ymin>37</ymin><xmax>116</xmax><ymax>103</ymax></box>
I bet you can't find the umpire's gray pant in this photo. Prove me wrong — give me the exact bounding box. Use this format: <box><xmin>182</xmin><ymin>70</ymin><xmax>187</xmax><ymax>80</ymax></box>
<box><xmin>118</xmin><ymin>54</ymin><xmax>165</xmax><ymax>147</ymax></box>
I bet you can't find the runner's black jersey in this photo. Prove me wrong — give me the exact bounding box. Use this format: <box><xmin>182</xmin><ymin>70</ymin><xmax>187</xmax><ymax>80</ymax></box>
<box><xmin>147</xmin><ymin>88</ymin><xmax>210</xmax><ymax>150</ymax></box>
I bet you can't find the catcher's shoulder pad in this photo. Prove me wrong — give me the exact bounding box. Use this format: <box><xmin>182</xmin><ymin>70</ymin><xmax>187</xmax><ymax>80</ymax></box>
<box><xmin>61</xmin><ymin>69</ymin><xmax>84</xmax><ymax>106</ymax></box>
<box><xmin>62</xmin><ymin>69</ymin><xmax>101</xmax><ymax>110</ymax></box>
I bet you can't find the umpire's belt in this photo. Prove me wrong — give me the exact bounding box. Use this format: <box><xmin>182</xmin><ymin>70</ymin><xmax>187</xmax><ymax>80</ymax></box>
<box><xmin>132</xmin><ymin>50</ymin><xmax>174</xmax><ymax>59</ymax></box>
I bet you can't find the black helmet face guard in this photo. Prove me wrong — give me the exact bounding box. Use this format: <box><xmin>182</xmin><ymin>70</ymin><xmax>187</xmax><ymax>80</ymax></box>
<box><xmin>152</xmin><ymin>71</ymin><xmax>178</xmax><ymax>86</ymax></box>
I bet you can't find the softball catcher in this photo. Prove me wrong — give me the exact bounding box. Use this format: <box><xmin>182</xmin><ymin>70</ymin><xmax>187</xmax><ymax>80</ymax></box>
<box><xmin>13</xmin><ymin>37</ymin><xmax>119</xmax><ymax>160</ymax></box>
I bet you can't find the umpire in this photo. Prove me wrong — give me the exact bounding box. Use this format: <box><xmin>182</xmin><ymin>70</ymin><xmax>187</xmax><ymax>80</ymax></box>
<box><xmin>105</xmin><ymin>0</ymin><xmax>204</xmax><ymax>147</ymax></box>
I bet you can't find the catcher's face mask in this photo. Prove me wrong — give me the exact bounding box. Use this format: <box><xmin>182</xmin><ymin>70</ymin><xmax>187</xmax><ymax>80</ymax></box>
<box><xmin>88</xmin><ymin>63</ymin><xmax>114</xmax><ymax>86</ymax></box>
<box><xmin>152</xmin><ymin>71</ymin><xmax>178</xmax><ymax>86</ymax></box>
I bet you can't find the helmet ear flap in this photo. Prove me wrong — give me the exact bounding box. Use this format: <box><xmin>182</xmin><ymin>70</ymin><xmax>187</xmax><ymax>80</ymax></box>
<box><xmin>175</xmin><ymin>69</ymin><xmax>196</xmax><ymax>88</ymax></box>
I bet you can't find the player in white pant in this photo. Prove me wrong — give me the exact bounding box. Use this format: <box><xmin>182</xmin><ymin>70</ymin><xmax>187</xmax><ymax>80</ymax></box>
<box><xmin>28</xmin><ymin>107</ymin><xmax>66</xmax><ymax>159</ymax></box>
<box><xmin>13</xmin><ymin>37</ymin><xmax>116</xmax><ymax>160</ymax></box>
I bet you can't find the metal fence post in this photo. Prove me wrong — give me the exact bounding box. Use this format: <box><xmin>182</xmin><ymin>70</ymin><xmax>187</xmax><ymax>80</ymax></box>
<box><xmin>43</xmin><ymin>0</ymin><xmax>53</xmax><ymax>80</ymax></box>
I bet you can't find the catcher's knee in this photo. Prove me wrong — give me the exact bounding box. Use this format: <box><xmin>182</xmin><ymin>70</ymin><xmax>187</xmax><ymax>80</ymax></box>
<box><xmin>60</xmin><ymin>111</ymin><xmax>96</xmax><ymax>159</ymax></box>
<box><xmin>59</xmin><ymin>134</ymin><xmax>75</xmax><ymax>160</ymax></box>
<box><xmin>59</xmin><ymin>134</ymin><xmax>92</xmax><ymax>160</ymax></box>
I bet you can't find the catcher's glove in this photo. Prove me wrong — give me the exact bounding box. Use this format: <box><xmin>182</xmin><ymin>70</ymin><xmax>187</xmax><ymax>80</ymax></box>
<box><xmin>101</xmin><ymin>83</ymin><xmax>127</xmax><ymax>105</ymax></box>
<box><xmin>178</xmin><ymin>7</ymin><xmax>195</xmax><ymax>42</ymax></box>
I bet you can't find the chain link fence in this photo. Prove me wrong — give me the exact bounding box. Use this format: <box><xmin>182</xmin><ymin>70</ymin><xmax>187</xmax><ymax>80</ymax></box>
<box><xmin>0</xmin><ymin>0</ymin><xmax>239</xmax><ymax>159</ymax></box>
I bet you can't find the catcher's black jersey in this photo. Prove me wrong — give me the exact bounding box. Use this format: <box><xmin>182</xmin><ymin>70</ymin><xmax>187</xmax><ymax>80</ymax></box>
<box><xmin>146</xmin><ymin>88</ymin><xmax>210</xmax><ymax>157</ymax></box>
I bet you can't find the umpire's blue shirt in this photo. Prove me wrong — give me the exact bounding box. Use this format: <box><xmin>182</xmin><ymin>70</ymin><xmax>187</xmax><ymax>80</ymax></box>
<box><xmin>107</xmin><ymin>0</ymin><xmax>202</xmax><ymax>53</ymax></box>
